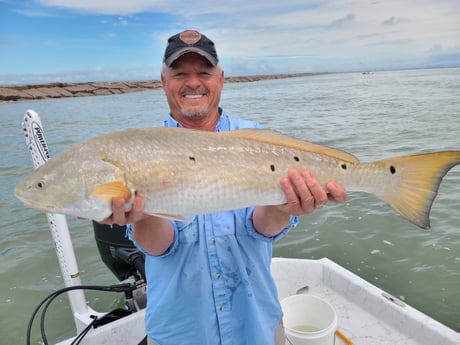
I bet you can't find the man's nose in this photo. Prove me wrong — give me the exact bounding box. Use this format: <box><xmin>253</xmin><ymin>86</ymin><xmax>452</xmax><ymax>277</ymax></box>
<box><xmin>184</xmin><ymin>73</ymin><xmax>203</xmax><ymax>87</ymax></box>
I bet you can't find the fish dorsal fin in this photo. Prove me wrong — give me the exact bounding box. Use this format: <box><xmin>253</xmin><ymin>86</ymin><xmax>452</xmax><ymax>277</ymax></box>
<box><xmin>221</xmin><ymin>129</ymin><xmax>359</xmax><ymax>163</ymax></box>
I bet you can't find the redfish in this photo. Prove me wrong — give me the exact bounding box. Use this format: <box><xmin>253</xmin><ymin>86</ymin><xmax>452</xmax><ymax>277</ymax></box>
<box><xmin>15</xmin><ymin>127</ymin><xmax>460</xmax><ymax>228</ymax></box>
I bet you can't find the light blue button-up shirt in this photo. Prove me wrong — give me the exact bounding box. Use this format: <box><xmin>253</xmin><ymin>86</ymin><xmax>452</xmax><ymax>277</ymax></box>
<box><xmin>127</xmin><ymin>109</ymin><xmax>298</xmax><ymax>345</ymax></box>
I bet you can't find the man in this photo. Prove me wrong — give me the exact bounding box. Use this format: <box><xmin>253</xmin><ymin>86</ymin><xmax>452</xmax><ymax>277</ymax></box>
<box><xmin>103</xmin><ymin>30</ymin><xmax>346</xmax><ymax>345</ymax></box>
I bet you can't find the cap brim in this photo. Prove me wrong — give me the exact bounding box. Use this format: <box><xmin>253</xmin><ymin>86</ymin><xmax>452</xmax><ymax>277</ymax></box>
<box><xmin>164</xmin><ymin>47</ymin><xmax>218</xmax><ymax>67</ymax></box>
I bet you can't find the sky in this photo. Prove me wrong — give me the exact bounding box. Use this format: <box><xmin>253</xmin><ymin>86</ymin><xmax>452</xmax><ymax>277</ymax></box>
<box><xmin>0</xmin><ymin>0</ymin><xmax>459</xmax><ymax>84</ymax></box>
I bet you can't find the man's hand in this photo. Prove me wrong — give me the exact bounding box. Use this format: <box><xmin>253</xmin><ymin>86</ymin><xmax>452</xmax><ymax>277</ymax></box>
<box><xmin>253</xmin><ymin>168</ymin><xmax>346</xmax><ymax>237</ymax></box>
<box><xmin>277</xmin><ymin>168</ymin><xmax>346</xmax><ymax>216</ymax></box>
<box><xmin>99</xmin><ymin>193</ymin><xmax>146</xmax><ymax>226</ymax></box>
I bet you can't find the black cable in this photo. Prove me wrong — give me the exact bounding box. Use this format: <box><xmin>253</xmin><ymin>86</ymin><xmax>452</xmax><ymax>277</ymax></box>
<box><xmin>27</xmin><ymin>282</ymin><xmax>137</xmax><ymax>345</ymax></box>
<box><xmin>70</xmin><ymin>316</ymin><xmax>98</xmax><ymax>345</ymax></box>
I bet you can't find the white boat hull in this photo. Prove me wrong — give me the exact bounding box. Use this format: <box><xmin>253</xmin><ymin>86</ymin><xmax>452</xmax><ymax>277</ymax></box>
<box><xmin>55</xmin><ymin>257</ymin><xmax>459</xmax><ymax>345</ymax></box>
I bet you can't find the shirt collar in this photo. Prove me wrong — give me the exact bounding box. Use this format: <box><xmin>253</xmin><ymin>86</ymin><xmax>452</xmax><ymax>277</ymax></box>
<box><xmin>164</xmin><ymin>108</ymin><xmax>228</xmax><ymax>132</ymax></box>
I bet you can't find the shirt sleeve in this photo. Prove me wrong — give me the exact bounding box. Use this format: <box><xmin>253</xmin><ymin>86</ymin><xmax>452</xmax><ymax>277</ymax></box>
<box><xmin>125</xmin><ymin>223</ymin><xmax>180</xmax><ymax>257</ymax></box>
<box><xmin>243</xmin><ymin>207</ymin><xmax>298</xmax><ymax>242</ymax></box>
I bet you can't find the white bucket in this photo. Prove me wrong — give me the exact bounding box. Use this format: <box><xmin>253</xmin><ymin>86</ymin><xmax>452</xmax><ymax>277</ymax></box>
<box><xmin>281</xmin><ymin>294</ymin><xmax>337</xmax><ymax>345</ymax></box>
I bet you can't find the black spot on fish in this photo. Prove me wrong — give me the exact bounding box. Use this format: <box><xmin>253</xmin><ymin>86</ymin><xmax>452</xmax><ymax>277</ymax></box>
<box><xmin>341</xmin><ymin>163</ymin><xmax>347</xmax><ymax>170</ymax></box>
<box><xmin>37</xmin><ymin>181</ymin><xmax>45</xmax><ymax>189</ymax></box>
<box><xmin>390</xmin><ymin>165</ymin><xmax>396</xmax><ymax>175</ymax></box>
<box><xmin>189</xmin><ymin>156</ymin><xmax>196</xmax><ymax>163</ymax></box>
<box><xmin>293</xmin><ymin>156</ymin><xmax>300</xmax><ymax>162</ymax></box>
<box><xmin>270</xmin><ymin>164</ymin><xmax>276</xmax><ymax>172</ymax></box>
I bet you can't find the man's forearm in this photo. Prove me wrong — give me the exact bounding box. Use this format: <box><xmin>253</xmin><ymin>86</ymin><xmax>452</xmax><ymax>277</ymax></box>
<box><xmin>132</xmin><ymin>216</ymin><xmax>175</xmax><ymax>256</ymax></box>
<box><xmin>252</xmin><ymin>205</ymin><xmax>291</xmax><ymax>238</ymax></box>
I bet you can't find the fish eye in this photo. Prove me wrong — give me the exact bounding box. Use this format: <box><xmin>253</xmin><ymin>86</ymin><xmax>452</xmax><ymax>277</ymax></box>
<box><xmin>36</xmin><ymin>181</ymin><xmax>46</xmax><ymax>189</ymax></box>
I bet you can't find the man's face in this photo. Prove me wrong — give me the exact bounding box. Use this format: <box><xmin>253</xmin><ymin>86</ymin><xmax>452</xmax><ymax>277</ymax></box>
<box><xmin>161</xmin><ymin>53</ymin><xmax>224</xmax><ymax>120</ymax></box>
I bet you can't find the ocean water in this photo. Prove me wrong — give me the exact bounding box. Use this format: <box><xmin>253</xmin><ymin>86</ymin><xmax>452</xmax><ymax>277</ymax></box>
<box><xmin>1</xmin><ymin>68</ymin><xmax>459</xmax><ymax>344</ymax></box>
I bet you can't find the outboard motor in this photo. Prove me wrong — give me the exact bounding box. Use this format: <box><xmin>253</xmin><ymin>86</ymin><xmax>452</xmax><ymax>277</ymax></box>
<box><xmin>93</xmin><ymin>222</ymin><xmax>147</xmax><ymax>311</ymax></box>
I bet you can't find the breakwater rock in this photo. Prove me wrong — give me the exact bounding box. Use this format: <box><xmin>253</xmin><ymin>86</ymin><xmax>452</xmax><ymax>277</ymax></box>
<box><xmin>0</xmin><ymin>73</ymin><xmax>322</xmax><ymax>102</ymax></box>
<box><xmin>0</xmin><ymin>80</ymin><xmax>162</xmax><ymax>102</ymax></box>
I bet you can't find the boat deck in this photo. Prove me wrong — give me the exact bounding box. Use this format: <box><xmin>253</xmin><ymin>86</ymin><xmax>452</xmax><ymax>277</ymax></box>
<box><xmin>57</xmin><ymin>257</ymin><xmax>459</xmax><ymax>345</ymax></box>
<box><xmin>272</xmin><ymin>257</ymin><xmax>459</xmax><ymax>345</ymax></box>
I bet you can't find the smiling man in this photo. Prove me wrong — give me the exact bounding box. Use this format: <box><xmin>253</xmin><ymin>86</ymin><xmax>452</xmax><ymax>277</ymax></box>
<box><xmin>160</xmin><ymin>30</ymin><xmax>224</xmax><ymax>131</ymax></box>
<box><xmin>103</xmin><ymin>30</ymin><xmax>346</xmax><ymax>345</ymax></box>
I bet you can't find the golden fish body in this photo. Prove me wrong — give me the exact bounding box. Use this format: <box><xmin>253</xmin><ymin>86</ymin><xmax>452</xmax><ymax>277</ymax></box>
<box><xmin>15</xmin><ymin>127</ymin><xmax>460</xmax><ymax>228</ymax></box>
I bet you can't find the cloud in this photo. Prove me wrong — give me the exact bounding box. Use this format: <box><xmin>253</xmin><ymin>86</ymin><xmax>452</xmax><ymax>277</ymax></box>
<box><xmin>329</xmin><ymin>13</ymin><xmax>356</xmax><ymax>28</ymax></box>
<box><xmin>117</xmin><ymin>17</ymin><xmax>128</xmax><ymax>26</ymax></box>
<box><xmin>13</xmin><ymin>7</ymin><xmax>57</xmax><ymax>17</ymax></box>
<box><xmin>36</xmin><ymin>0</ymin><xmax>314</xmax><ymax>16</ymax></box>
<box><xmin>0</xmin><ymin>65</ymin><xmax>158</xmax><ymax>85</ymax></box>
<box><xmin>382</xmin><ymin>16</ymin><xmax>410</xmax><ymax>26</ymax></box>
<box><xmin>425</xmin><ymin>43</ymin><xmax>460</xmax><ymax>67</ymax></box>
<box><xmin>37</xmin><ymin>0</ymin><xmax>165</xmax><ymax>15</ymax></box>
<box><xmin>2</xmin><ymin>0</ymin><xmax>459</xmax><ymax>83</ymax></box>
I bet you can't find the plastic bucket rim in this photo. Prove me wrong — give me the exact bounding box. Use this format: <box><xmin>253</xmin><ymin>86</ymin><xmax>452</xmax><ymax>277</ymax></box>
<box><xmin>281</xmin><ymin>294</ymin><xmax>338</xmax><ymax>336</ymax></box>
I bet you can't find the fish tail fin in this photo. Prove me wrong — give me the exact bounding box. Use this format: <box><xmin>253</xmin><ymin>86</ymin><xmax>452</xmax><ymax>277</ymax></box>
<box><xmin>373</xmin><ymin>151</ymin><xmax>460</xmax><ymax>229</ymax></box>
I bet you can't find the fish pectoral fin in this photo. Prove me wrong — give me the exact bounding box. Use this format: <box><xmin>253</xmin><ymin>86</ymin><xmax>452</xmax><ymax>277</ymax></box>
<box><xmin>148</xmin><ymin>213</ymin><xmax>193</xmax><ymax>223</ymax></box>
<box><xmin>222</xmin><ymin>129</ymin><xmax>359</xmax><ymax>163</ymax></box>
<box><xmin>91</xmin><ymin>181</ymin><xmax>132</xmax><ymax>200</ymax></box>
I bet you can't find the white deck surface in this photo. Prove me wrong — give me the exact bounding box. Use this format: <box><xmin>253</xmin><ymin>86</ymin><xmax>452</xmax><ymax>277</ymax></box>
<box><xmin>57</xmin><ymin>257</ymin><xmax>459</xmax><ymax>345</ymax></box>
<box><xmin>272</xmin><ymin>257</ymin><xmax>459</xmax><ymax>345</ymax></box>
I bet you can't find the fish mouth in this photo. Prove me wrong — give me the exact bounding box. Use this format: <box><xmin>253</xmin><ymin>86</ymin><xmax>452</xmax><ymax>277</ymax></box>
<box><xmin>15</xmin><ymin>193</ymin><xmax>53</xmax><ymax>213</ymax></box>
<box><xmin>14</xmin><ymin>185</ymin><xmax>54</xmax><ymax>213</ymax></box>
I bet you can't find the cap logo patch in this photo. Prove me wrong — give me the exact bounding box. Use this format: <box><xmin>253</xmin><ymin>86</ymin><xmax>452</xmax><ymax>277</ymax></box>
<box><xmin>179</xmin><ymin>30</ymin><xmax>201</xmax><ymax>45</ymax></box>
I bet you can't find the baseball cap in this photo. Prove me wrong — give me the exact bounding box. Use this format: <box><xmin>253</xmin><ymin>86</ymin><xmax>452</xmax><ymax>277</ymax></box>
<box><xmin>163</xmin><ymin>30</ymin><xmax>219</xmax><ymax>67</ymax></box>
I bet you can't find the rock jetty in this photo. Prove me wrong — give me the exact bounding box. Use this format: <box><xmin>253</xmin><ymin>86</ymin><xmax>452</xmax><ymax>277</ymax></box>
<box><xmin>0</xmin><ymin>73</ymin><xmax>322</xmax><ymax>102</ymax></box>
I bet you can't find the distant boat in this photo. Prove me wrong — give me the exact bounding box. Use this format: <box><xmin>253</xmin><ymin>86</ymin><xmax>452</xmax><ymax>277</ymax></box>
<box><xmin>362</xmin><ymin>71</ymin><xmax>374</xmax><ymax>75</ymax></box>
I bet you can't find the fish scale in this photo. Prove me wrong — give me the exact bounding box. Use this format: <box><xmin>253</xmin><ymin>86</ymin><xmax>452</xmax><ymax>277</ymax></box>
<box><xmin>111</xmin><ymin>131</ymin><xmax>338</xmax><ymax>214</ymax></box>
<box><xmin>15</xmin><ymin>127</ymin><xmax>460</xmax><ymax>228</ymax></box>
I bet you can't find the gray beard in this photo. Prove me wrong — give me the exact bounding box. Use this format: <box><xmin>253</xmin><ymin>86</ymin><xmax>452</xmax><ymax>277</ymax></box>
<box><xmin>181</xmin><ymin>106</ymin><xmax>209</xmax><ymax>118</ymax></box>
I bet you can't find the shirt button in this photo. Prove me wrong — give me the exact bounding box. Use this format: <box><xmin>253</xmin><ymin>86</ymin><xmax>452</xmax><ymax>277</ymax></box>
<box><xmin>210</xmin><ymin>238</ymin><xmax>215</xmax><ymax>244</ymax></box>
<box><xmin>215</xmin><ymin>273</ymin><xmax>221</xmax><ymax>279</ymax></box>
<box><xmin>219</xmin><ymin>306</ymin><xmax>225</xmax><ymax>311</ymax></box>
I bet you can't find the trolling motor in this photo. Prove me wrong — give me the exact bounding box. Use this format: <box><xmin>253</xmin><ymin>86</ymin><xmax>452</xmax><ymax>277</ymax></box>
<box><xmin>22</xmin><ymin>110</ymin><xmax>148</xmax><ymax>345</ymax></box>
